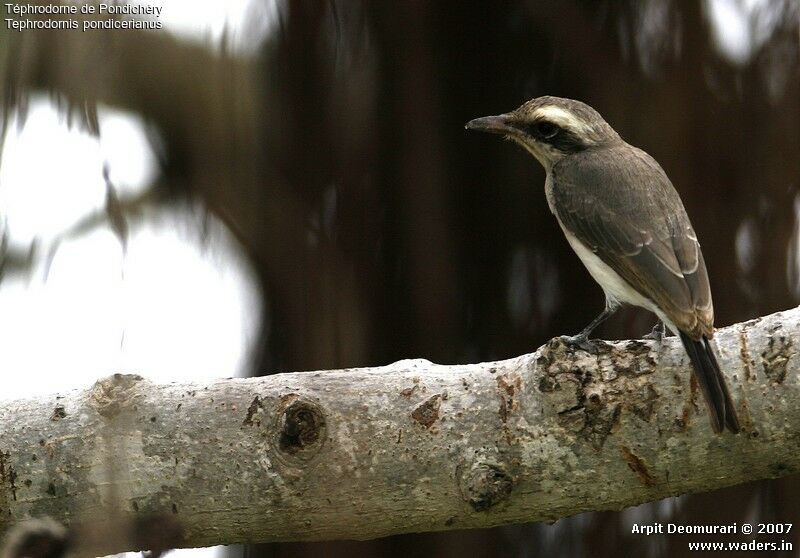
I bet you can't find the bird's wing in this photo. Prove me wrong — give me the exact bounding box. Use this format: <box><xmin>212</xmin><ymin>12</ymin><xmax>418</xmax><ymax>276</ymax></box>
<box><xmin>551</xmin><ymin>145</ymin><xmax>713</xmax><ymax>338</ymax></box>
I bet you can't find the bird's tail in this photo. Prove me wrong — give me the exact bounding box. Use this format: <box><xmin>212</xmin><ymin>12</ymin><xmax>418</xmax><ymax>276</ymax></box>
<box><xmin>679</xmin><ymin>331</ymin><xmax>741</xmax><ymax>434</ymax></box>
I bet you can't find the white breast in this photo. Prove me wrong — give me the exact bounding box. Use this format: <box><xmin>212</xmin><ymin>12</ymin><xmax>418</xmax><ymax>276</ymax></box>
<box><xmin>557</xmin><ymin>219</ymin><xmax>679</xmax><ymax>334</ymax></box>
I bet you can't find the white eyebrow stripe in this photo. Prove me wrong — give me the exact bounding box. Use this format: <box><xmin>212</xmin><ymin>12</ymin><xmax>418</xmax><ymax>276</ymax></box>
<box><xmin>533</xmin><ymin>106</ymin><xmax>592</xmax><ymax>135</ymax></box>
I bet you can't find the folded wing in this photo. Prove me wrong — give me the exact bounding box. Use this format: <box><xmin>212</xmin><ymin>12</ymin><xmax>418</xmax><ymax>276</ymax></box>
<box><xmin>551</xmin><ymin>145</ymin><xmax>713</xmax><ymax>338</ymax></box>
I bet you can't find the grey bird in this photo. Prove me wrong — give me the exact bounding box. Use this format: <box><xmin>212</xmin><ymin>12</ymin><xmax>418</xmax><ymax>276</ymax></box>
<box><xmin>466</xmin><ymin>96</ymin><xmax>740</xmax><ymax>434</ymax></box>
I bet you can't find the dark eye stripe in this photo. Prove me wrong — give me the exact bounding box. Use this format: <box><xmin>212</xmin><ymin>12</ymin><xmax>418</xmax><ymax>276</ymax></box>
<box><xmin>524</xmin><ymin>119</ymin><xmax>586</xmax><ymax>153</ymax></box>
<box><xmin>548</xmin><ymin>127</ymin><xmax>585</xmax><ymax>153</ymax></box>
<box><xmin>527</xmin><ymin>120</ymin><xmax>558</xmax><ymax>140</ymax></box>
<box><xmin>535</xmin><ymin>121</ymin><xmax>558</xmax><ymax>138</ymax></box>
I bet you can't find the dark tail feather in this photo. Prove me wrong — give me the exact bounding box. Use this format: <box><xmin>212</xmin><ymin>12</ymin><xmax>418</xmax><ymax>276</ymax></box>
<box><xmin>679</xmin><ymin>332</ymin><xmax>741</xmax><ymax>434</ymax></box>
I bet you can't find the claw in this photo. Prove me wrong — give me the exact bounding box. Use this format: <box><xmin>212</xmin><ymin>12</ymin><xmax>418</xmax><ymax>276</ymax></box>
<box><xmin>643</xmin><ymin>321</ymin><xmax>666</xmax><ymax>344</ymax></box>
<box><xmin>559</xmin><ymin>334</ymin><xmax>599</xmax><ymax>354</ymax></box>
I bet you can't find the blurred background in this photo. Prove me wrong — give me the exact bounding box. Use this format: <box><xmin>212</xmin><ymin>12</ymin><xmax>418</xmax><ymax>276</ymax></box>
<box><xmin>1</xmin><ymin>0</ymin><xmax>799</xmax><ymax>557</ymax></box>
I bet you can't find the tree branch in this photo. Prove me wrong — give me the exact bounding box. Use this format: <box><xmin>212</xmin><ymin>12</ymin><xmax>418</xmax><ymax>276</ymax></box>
<box><xmin>1</xmin><ymin>307</ymin><xmax>799</xmax><ymax>553</ymax></box>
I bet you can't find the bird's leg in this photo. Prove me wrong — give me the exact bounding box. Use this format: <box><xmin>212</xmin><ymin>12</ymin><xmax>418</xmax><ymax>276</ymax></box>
<box><xmin>559</xmin><ymin>302</ymin><xmax>619</xmax><ymax>353</ymax></box>
<box><xmin>643</xmin><ymin>320</ymin><xmax>666</xmax><ymax>343</ymax></box>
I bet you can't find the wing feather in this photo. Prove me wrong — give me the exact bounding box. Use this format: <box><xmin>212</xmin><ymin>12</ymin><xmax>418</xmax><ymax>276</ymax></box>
<box><xmin>551</xmin><ymin>144</ymin><xmax>713</xmax><ymax>337</ymax></box>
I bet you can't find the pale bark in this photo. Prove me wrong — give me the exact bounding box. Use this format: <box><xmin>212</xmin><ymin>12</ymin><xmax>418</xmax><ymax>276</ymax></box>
<box><xmin>1</xmin><ymin>307</ymin><xmax>799</xmax><ymax>553</ymax></box>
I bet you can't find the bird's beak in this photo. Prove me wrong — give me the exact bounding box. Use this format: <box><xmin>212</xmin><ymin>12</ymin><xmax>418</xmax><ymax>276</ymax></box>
<box><xmin>465</xmin><ymin>114</ymin><xmax>516</xmax><ymax>135</ymax></box>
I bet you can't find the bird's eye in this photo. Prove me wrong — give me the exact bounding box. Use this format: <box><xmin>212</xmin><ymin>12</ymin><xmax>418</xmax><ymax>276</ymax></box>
<box><xmin>534</xmin><ymin>121</ymin><xmax>559</xmax><ymax>139</ymax></box>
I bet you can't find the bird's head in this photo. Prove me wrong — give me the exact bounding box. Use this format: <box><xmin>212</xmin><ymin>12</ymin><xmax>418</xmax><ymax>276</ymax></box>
<box><xmin>466</xmin><ymin>96</ymin><xmax>620</xmax><ymax>170</ymax></box>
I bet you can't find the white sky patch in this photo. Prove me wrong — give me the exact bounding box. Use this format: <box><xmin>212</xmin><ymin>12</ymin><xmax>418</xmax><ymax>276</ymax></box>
<box><xmin>0</xmin><ymin>98</ymin><xmax>156</xmax><ymax>243</ymax></box>
<box><xmin>98</xmin><ymin>107</ymin><xmax>159</xmax><ymax>195</ymax></box>
<box><xmin>0</xmin><ymin>100</ymin><xmax>106</xmax><ymax>243</ymax></box>
<box><xmin>0</xmin><ymin>230</ymin><xmax>126</xmax><ymax>398</ymax></box>
<box><xmin>128</xmin><ymin>0</ymin><xmax>277</xmax><ymax>54</ymax></box>
<box><xmin>118</xmin><ymin>209</ymin><xmax>261</xmax><ymax>382</ymax></box>
<box><xmin>0</xmin><ymin>98</ymin><xmax>261</xmax><ymax>397</ymax></box>
<box><xmin>151</xmin><ymin>0</ymin><xmax>248</xmax><ymax>38</ymax></box>
<box><xmin>735</xmin><ymin>217</ymin><xmax>758</xmax><ymax>274</ymax></box>
<box><xmin>705</xmin><ymin>0</ymin><xmax>782</xmax><ymax>65</ymax></box>
<box><xmin>0</xmin><ymin>66</ymin><xmax>261</xmax><ymax>558</ymax></box>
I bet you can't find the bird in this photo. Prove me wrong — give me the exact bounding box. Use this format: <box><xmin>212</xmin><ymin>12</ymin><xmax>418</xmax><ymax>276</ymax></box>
<box><xmin>466</xmin><ymin>96</ymin><xmax>740</xmax><ymax>434</ymax></box>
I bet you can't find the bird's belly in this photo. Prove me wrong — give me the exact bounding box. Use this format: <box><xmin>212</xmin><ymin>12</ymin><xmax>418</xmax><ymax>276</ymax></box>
<box><xmin>561</xmin><ymin>225</ymin><xmax>659</xmax><ymax>312</ymax></box>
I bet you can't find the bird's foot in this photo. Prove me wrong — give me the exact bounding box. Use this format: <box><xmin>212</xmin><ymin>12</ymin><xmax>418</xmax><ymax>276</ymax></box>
<box><xmin>643</xmin><ymin>321</ymin><xmax>666</xmax><ymax>344</ymax></box>
<box><xmin>558</xmin><ymin>334</ymin><xmax>598</xmax><ymax>354</ymax></box>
